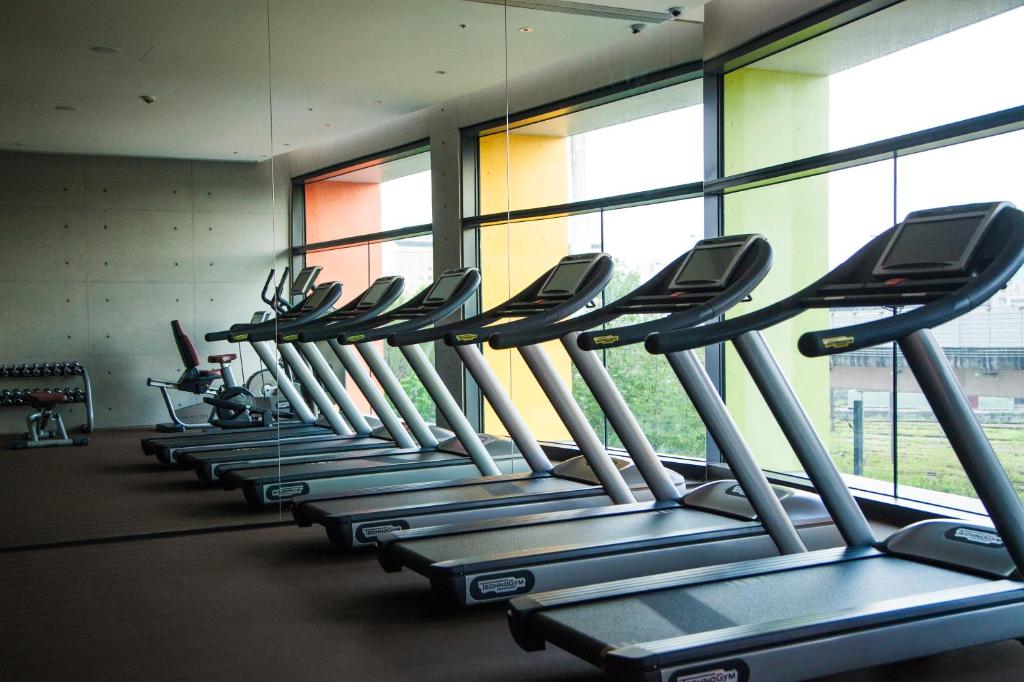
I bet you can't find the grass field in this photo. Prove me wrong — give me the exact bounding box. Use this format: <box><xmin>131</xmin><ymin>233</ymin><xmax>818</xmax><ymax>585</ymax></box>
<box><xmin>830</xmin><ymin>417</ymin><xmax>1024</xmax><ymax>501</ymax></box>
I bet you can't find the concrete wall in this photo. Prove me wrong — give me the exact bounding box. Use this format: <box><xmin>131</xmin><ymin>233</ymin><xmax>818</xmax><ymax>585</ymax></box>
<box><xmin>0</xmin><ymin>152</ymin><xmax>289</xmax><ymax>431</ymax></box>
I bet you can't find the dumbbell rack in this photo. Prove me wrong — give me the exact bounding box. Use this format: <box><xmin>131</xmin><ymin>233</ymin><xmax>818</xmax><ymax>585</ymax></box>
<box><xmin>0</xmin><ymin>362</ymin><xmax>95</xmax><ymax>433</ymax></box>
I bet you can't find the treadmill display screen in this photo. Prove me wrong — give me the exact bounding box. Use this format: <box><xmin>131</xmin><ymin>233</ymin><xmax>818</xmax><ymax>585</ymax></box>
<box><xmin>357</xmin><ymin>279</ymin><xmax>394</xmax><ymax>308</ymax></box>
<box><xmin>670</xmin><ymin>243</ymin><xmax>745</xmax><ymax>290</ymax></box>
<box><xmin>300</xmin><ymin>284</ymin><xmax>332</xmax><ymax>311</ymax></box>
<box><xmin>291</xmin><ymin>266</ymin><xmax>321</xmax><ymax>296</ymax></box>
<box><xmin>876</xmin><ymin>214</ymin><xmax>987</xmax><ymax>277</ymax></box>
<box><xmin>424</xmin><ymin>273</ymin><xmax>464</xmax><ymax>303</ymax></box>
<box><xmin>539</xmin><ymin>259</ymin><xmax>594</xmax><ymax>298</ymax></box>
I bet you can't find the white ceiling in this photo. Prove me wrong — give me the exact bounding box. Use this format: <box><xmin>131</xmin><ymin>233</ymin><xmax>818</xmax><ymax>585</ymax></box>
<box><xmin>0</xmin><ymin>0</ymin><xmax>706</xmax><ymax>162</ymax></box>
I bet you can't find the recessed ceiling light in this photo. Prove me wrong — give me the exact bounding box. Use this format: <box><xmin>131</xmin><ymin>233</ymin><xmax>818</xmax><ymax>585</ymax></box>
<box><xmin>518</xmin><ymin>26</ymin><xmax>533</xmax><ymax>32</ymax></box>
<box><xmin>323</xmin><ymin>123</ymin><xmax>331</xmax><ymax>128</ymax></box>
<box><xmin>435</xmin><ymin>70</ymin><xmax>447</xmax><ymax>75</ymax></box>
<box><xmin>54</xmin><ymin>105</ymin><xmax>78</xmax><ymax>112</ymax></box>
<box><xmin>374</xmin><ymin>100</ymin><xmax>383</xmax><ymax>105</ymax></box>
<box><xmin>232</xmin><ymin>151</ymin><xmax>238</xmax><ymax>155</ymax></box>
<box><xmin>283</xmin><ymin>143</ymin><xmax>291</xmax><ymax>147</ymax></box>
<box><xmin>90</xmin><ymin>46</ymin><xmax>121</xmax><ymax>54</ymax></box>
<box><xmin>307</xmin><ymin>107</ymin><xmax>314</xmax><ymax>111</ymax></box>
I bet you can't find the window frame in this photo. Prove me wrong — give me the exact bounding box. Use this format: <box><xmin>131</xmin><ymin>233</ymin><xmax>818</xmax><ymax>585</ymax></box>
<box><xmin>289</xmin><ymin>138</ymin><xmax>432</xmax><ymax>263</ymax></box>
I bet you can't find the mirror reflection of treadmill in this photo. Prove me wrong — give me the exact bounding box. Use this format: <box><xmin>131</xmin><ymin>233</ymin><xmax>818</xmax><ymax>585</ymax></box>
<box><xmin>291</xmin><ymin>265</ymin><xmax>322</xmax><ymax>296</ymax></box>
<box><xmin>239</xmin><ymin>255</ymin><xmax>616</xmax><ymax>510</ymax></box>
<box><xmin>207</xmin><ymin>266</ymin><xmax>551</xmax><ymax>504</ymax></box>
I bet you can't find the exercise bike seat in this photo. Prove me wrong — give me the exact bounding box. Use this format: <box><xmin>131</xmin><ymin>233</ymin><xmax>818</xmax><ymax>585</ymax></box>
<box><xmin>207</xmin><ymin>353</ymin><xmax>237</xmax><ymax>364</ymax></box>
<box><xmin>26</xmin><ymin>390</ymin><xmax>67</xmax><ymax>408</ymax></box>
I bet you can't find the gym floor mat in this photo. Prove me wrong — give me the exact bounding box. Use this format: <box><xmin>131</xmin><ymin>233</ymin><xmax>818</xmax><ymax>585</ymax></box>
<box><xmin>0</xmin><ymin>428</ymin><xmax>287</xmax><ymax>549</ymax></box>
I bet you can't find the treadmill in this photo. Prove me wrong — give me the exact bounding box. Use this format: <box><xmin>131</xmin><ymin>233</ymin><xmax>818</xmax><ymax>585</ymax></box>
<box><xmin>508</xmin><ymin>202</ymin><xmax>1024</xmax><ymax>681</ymax></box>
<box><xmin>293</xmin><ymin>251</ymin><xmax>688</xmax><ymax>548</ymax></box>
<box><xmin>141</xmin><ymin>266</ymin><xmax>341</xmax><ymax>463</ymax></box>
<box><xmin>179</xmin><ymin>275</ymin><xmax>431</xmax><ymax>479</ymax></box>
<box><xmin>187</xmin><ymin>269</ymin><xmax>495</xmax><ymax>487</ymax></box>
<box><xmin>222</xmin><ymin>254</ymin><xmax>641</xmax><ymax>506</ymax></box>
<box><xmin>373</xmin><ymin>236</ymin><xmax>834</xmax><ymax>607</ymax></box>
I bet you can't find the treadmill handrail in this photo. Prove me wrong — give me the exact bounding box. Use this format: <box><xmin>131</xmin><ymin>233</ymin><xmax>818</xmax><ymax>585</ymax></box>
<box><xmin>645</xmin><ymin>300</ymin><xmax>798</xmax><ymax>355</ymax></box>
<box><xmin>799</xmin><ymin>220</ymin><xmax>1024</xmax><ymax>356</ymax></box>
<box><xmin>649</xmin><ymin>205</ymin><xmax>1024</xmax><ymax>356</ymax></box>
<box><xmin>335</xmin><ymin>270</ymin><xmax>482</xmax><ymax>344</ymax></box>
<box><xmin>285</xmin><ymin>277</ymin><xmax>405</xmax><ymax>343</ymax></box>
<box><xmin>491</xmin><ymin>238</ymin><xmax>773</xmax><ymax>350</ymax></box>
<box><xmin>388</xmin><ymin>255</ymin><xmax>613</xmax><ymax>347</ymax></box>
<box><xmin>443</xmin><ymin>256</ymin><xmax>614</xmax><ymax>347</ymax></box>
<box><xmin>204</xmin><ymin>282</ymin><xmax>343</xmax><ymax>342</ymax></box>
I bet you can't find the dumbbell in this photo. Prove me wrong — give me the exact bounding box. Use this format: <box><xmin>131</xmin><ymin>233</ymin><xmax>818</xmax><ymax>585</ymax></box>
<box><xmin>56</xmin><ymin>362</ymin><xmax>71</xmax><ymax>376</ymax></box>
<box><xmin>69</xmin><ymin>362</ymin><xmax>83</xmax><ymax>376</ymax></box>
<box><xmin>0</xmin><ymin>366</ymin><xmax>10</xmax><ymax>378</ymax></box>
<box><xmin>42</xmin><ymin>363</ymin><xmax>55</xmax><ymax>377</ymax></box>
<box><xmin>73</xmin><ymin>389</ymin><xmax>86</xmax><ymax>403</ymax></box>
<box><xmin>1</xmin><ymin>389</ymin><xmax>13</xmax><ymax>406</ymax></box>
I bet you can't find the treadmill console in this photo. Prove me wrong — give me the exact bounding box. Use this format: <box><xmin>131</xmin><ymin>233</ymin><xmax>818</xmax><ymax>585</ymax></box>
<box><xmin>424</xmin><ymin>269</ymin><xmax>472</xmax><ymax>305</ymax></box>
<box><xmin>872</xmin><ymin>203</ymin><xmax>1000</xmax><ymax>279</ymax></box>
<box><xmin>669</xmin><ymin>235</ymin><xmax>759</xmax><ymax>291</ymax></box>
<box><xmin>538</xmin><ymin>254</ymin><xmax>603</xmax><ymax>299</ymax></box>
<box><xmin>357</xmin><ymin>276</ymin><xmax>401</xmax><ymax>309</ymax></box>
<box><xmin>291</xmin><ymin>266</ymin><xmax>322</xmax><ymax>296</ymax></box>
<box><xmin>299</xmin><ymin>283</ymin><xmax>335</xmax><ymax>312</ymax></box>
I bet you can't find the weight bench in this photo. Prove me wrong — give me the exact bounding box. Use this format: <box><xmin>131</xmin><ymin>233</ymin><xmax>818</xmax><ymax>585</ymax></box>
<box><xmin>10</xmin><ymin>390</ymin><xmax>89</xmax><ymax>449</ymax></box>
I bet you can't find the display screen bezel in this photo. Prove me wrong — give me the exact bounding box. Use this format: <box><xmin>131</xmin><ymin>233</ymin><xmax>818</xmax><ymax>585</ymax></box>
<box><xmin>668</xmin><ymin>236</ymin><xmax>757</xmax><ymax>291</ymax></box>
<box><xmin>873</xmin><ymin>209</ymin><xmax>992</xmax><ymax>279</ymax></box>
<box><xmin>291</xmin><ymin>266</ymin><xmax>322</xmax><ymax>295</ymax></box>
<box><xmin>538</xmin><ymin>255</ymin><xmax>601</xmax><ymax>299</ymax></box>
<box><xmin>424</xmin><ymin>272</ymin><xmax>467</xmax><ymax>304</ymax></box>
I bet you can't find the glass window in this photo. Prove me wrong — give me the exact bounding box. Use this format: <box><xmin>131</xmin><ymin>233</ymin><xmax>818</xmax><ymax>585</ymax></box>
<box><xmin>724</xmin><ymin>2</ymin><xmax>1024</xmax><ymax>175</ymax></box>
<box><xmin>304</xmin><ymin>150</ymin><xmax>431</xmax><ymax>243</ymax></box>
<box><xmin>478</xmin><ymin>199</ymin><xmax>706</xmax><ymax>457</ymax></box>
<box><xmin>723</xmin><ymin>161</ymin><xmax>896</xmax><ymax>482</ymax></box>
<box><xmin>475</xmin><ymin>79</ymin><xmax>702</xmax><ymax>215</ymax></box>
<box><xmin>892</xmin><ymin>130</ymin><xmax>1024</xmax><ymax>504</ymax></box>
<box><xmin>305</xmin><ymin>234</ymin><xmax>435</xmax><ymax>422</ymax></box>
<box><xmin>721</xmin><ymin>130</ymin><xmax>1024</xmax><ymax>506</ymax></box>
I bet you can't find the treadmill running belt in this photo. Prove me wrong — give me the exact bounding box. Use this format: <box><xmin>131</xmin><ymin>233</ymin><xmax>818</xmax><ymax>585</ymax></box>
<box><xmin>393</xmin><ymin>507</ymin><xmax>735</xmax><ymax>564</ymax></box>
<box><xmin>531</xmin><ymin>556</ymin><xmax>985</xmax><ymax>661</ymax></box>
<box><xmin>304</xmin><ymin>477</ymin><xmax>589</xmax><ymax>518</ymax></box>
<box><xmin>226</xmin><ymin>451</ymin><xmax>463</xmax><ymax>480</ymax></box>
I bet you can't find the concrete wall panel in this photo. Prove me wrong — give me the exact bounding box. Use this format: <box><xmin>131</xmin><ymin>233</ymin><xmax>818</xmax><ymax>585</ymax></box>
<box><xmin>84</xmin><ymin>157</ymin><xmax>192</xmax><ymax>212</ymax></box>
<box><xmin>0</xmin><ymin>153</ymin><xmax>85</xmax><ymax>208</ymax></box>
<box><xmin>192</xmin><ymin>161</ymin><xmax>273</xmax><ymax>214</ymax></box>
<box><xmin>0</xmin><ymin>207</ymin><xmax>87</xmax><ymax>282</ymax></box>
<box><xmin>87</xmin><ymin>282</ymin><xmax>195</xmax><ymax>357</ymax></box>
<box><xmin>0</xmin><ymin>283</ymin><xmax>91</xmax><ymax>358</ymax></box>
<box><xmin>84</xmin><ymin>209</ymin><xmax>195</xmax><ymax>282</ymax></box>
<box><xmin>193</xmin><ymin>212</ymin><xmax>276</xmax><ymax>283</ymax></box>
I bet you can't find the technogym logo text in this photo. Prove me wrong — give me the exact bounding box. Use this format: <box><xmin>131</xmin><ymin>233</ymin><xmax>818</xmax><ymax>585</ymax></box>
<box><xmin>265</xmin><ymin>482</ymin><xmax>310</xmax><ymax>500</ymax></box>
<box><xmin>947</xmin><ymin>526</ymin><xmax>1003</xmax><ymax>547</ymax></box>
<box><xmin>671</xmin><ymin>661</ymin><xmax>749</xmax><ymax>682</ymax></box>
<box><xmin>675</xmin><ymin>669</ymin><xmax>739</xmax><ymax>682</ymax></box>
<box><xmin>355</xmin><ymin>520</ymin><xmax>409</xmax><ymax>543</ymax></box>
<box><xmin>469</xmin><ymin>570</ymin><xmax>535</xmax><ymax>600</ymax></box>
